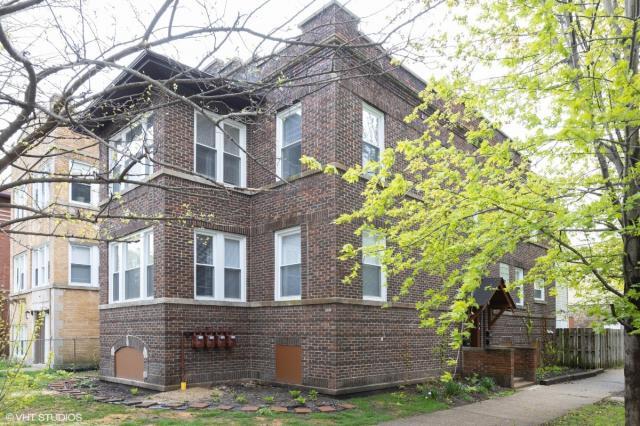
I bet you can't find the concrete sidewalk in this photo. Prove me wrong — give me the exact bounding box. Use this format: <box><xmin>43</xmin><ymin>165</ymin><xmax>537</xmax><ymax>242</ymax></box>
<box><xmin>382</xmin><ymin>369</ymin><xmax>624</xmax><ymax>426</ymax></box>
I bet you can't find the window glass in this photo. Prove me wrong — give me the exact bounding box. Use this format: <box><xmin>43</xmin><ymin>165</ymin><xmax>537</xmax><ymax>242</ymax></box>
<box><xmin>534</xmin><ymin>279</ymin><xmax>544</xmax><ymax>301</ymax></box>
<box><xmin>146</xmin><ymin>233</ymin><xmax>154</xmax><ymax>298</ymax></box>
<box><xmin>362</xmin><ymin>104</ymin><xmax>384</xmax><ymax>168</ymax></box>
<box><xmin>125</xmin><ymin>239</ymin><xmax>141</xmax><ymax>299</ymax></box>
<box><xmin>362</xmin><ymin>230</ymin><xmax>384</xmax><ymax>299</ymax></box>
<box><xmin>280</xmin><ymin>108</ymin><xmax>302</xmax><ymax>178</ymax></box>
<box><xmin>513</xmin><ymin>267</ymin><xmax>524</xmax><ymax>305</ymax></box>
<box><xmin>111</xmin><ymin>244</ymin><xmax>120</xmax><ymax>301</ymax></box>
<box><xmin>109</xmin><ymin>115</ymin><xmax>154</xmax><ymax>192</ymax></box>
<box><xmin>195</xmin><ymin>234</ymin><xmax>214</xmax><ymax>297</ymax></box>
<box><xmin>70</xmin><ymin>245</ymin><xmax>92</xmax><ymax>284</ymax></box>
<box><xmin>70</xmin><ymin>162</ymin><xmax>93</xmax><ymax>204</ymax></box>
<box><xmin>224</xmin><ymin>238</ymin><xmax>241</xmax><ymax>299</ymax></box>
<box><xmin>279</xmin><ymin>230</ymin><xmax>301</xmax><ymax>298</ymax></box>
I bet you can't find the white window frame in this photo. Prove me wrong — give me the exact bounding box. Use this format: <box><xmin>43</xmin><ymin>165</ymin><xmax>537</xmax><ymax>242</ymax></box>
<box><xmin>68</xmin><ymin>243</ymin><xmax>99</xmax><ymax>287</ymax></box>
<box><xmin>514</xmin><ymin>266</ymin><xmax>525</xmax><ymax>307</ymax></box>
<box><xmin>275</xmin><ymin>104</ymin><xmax>302</xmax><ymax>181</ymax></box>
<box><xmin>31</xmin><ymin>244</ymin><xmax>49</xmax><ymax>288</ymax></box>
<box><xmin>362</xmin><ymin>102</ymin><xmax>385</xmax><ymax>167</ymax></box>
<box><xmin>32</xmin><ymin>160</ymin><xmax>51</xmax><ymax>210</ymax></box>
<box><xmin>193</xmin><ymin>110</ymin><xmax>247</xmax><ymax>187</ymax></box>
<box><xmin>108</xmin><ymin>228</ymin><xmax>154</xmax><ymax>303</ymax></box>
<box><xmin>534</xmin><ymin>279</ymin><xmax>545</xmax><ymax>302</ymax></box>
<box><xmin>69</xmin><ymin>160</ymin><xmax>98</xmax><ymax>206</ymax></box>
<box><xmin>13</xmin><ymin>186</ymin><xmax>28</xmax><ymax>219</ymax></box>
<box><xmin>109</xmin><ymin>114</ymin><xmax>154</xmax><ymax>194</ymax></box>
<box><xmin>11</xmin><ymin>323</ymin><xmax>27</xmax><ymax>358</ymax></box>
<box><xmin>193</xmin><ymin>229</ymin><xmax>246</xmax><ymax>301</ymax></box>
<box><xmin>274</xmin><ymin>226</ymin><xmax>302</xmax><ymax>301</ymax></box>
<box><xmin>362</xmin><ymin>229</ymin><xmax>387</xmax><ymax>302</ymax></box>
<box><xmin>13</xmin><ymin>252</ymin><xmax>26</xmax><ymax>292</ymax></box>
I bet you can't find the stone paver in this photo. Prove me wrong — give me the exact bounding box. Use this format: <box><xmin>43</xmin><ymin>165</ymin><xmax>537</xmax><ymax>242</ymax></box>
<box><xmin>217</xmin><ymin>405</ymin><xmax>233</xmax><ymax>411</ymax></box>
<box><xmin>294</xmin><ymin>407</ymin><xmax>312</xmax><ymax>414</ymax></box>
<box><xmin>240</xmin><ymin>405</ymin><xmax>259</xmax><ymax>412</ymax></box>
<box><xmin>382</xmin><ymin>369</ymin><xmax>624</xmax><ymax>426</ymax></box>
<box><xmin>136</xmin><ymin>401</ymin><xmax>157</xmax><ymax>408</ymax></box>
<box><xmin>339</xmin><ymin>403</ymin><xmax>357</xmax><ymax>410</ymax></box>
<box><xmin>189</xmin><ymin>402</ymin><xmax>210</xmax><ymax>409</ymax></box>
<box><xmin>271</xmin><ymin>406</ymin><xmax>288</xmax><ymax>413</ymax></box>
<box><xmin>318</xmin><ymin>405</ymin><xmax>337</xmax><ymax>412</ymax></box>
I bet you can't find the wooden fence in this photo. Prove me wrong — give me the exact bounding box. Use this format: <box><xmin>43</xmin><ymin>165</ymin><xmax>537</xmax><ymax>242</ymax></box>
<box><xmin>554</xmin><ymin>328</ymin><xmax>624</xmax><ymax>369</ymax></box>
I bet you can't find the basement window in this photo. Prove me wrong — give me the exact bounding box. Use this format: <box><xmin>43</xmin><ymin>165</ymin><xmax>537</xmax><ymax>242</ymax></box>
<box><xmin>194</xmin><ymin>230</ymin><xmax>246</xmax><ymax>301</ymax></box>
<box><xmin>362</xmin><ymin>229</ymin><xmax>386</xmax><ymax>301</ymax></box>
<box><xmin>275</xmin><ymin>227</ymin><xmax>301</xmax><ymax>301</ymax></box>
<box><xmin>109</xmin><ymin>228</ymin><xmax>154</xmax><ymax>303</ymax></box>
<box><xmin>194</xmin><ymin>111</ymin><xmax>247</xmax><ymax>187</ymax></box>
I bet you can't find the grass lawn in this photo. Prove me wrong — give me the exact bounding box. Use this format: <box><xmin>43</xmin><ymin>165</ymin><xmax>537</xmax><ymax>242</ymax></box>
<box><xmin>548</xmin><ymin>401</ymin><xmax>625</xmax><ymax>426</ymax></box>
<box><xmin>2</xmin><ymin>391</ymin><xmax>449</xmax><ymax>425</ymax></box>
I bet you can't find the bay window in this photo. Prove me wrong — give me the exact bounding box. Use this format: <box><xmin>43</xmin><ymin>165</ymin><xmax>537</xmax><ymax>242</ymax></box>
<box><xmin>275</xmin><ymin>227</ymin><xmax>301</xmax><ymax>301</ymax></box>
<box><xmin>276</xmin><ymin>105</ymin><xmax>302</xmax><ymax>179</ymax></box>
<box><xmin>362</xmin><ymin>229</ymin><xmax>386</xmax><ymax>301</ymax></box>
<box><xmin>194</xmin><ymin>230</ymin><xmax>246</xmax><ymax>301</ymax></box>
<box><xmin>109</xmin><ymin>228</ymin><xmax>154</xmax><ymax>302</ymax></box>
<box><xmin>109</xmin><ymin>114</ymin><xmax>154</xmax><ymax>193</ymax></box>
<box><xmin>194</xmin><ymin>111</ymin><xmax>246</xmax><ymax>186</ymax></box>
<box><xmin>69</xmin><ymin>243</ymin><xmax>99</xmax><ymax>286</ymax></box>
<box><xmin>362</xmin><ymin>103</ymin><xmax>384</xmax><ymax>168</ymax></box>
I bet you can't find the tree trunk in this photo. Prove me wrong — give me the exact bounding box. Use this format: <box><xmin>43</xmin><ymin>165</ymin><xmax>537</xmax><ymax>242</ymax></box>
<box><xmin>625</xmin><ymin>333</ymin><xmax>640</xmax><ymax>426</ymax></box>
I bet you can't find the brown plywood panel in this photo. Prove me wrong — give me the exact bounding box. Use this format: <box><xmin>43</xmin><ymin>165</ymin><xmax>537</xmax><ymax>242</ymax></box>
<box><xmin>115</xmin><ymin>347</ymin><xmax>144</xmax><ymax>381</ymax></box>
<box><xmin>275</xmin><ymin>345</ymin><xmax>302</xmax><ymax>384</ymax></box>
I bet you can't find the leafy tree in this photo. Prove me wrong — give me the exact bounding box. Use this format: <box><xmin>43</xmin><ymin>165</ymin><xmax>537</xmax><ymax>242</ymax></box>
<box><xmin>309</xmin><ymin>1</ymin><xmax>640</xmax><ymax>423</ymax></box>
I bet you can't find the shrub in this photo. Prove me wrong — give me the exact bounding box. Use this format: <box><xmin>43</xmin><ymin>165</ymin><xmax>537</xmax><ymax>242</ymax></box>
<box><xmin>235</xmin><ymin>394</ymin><xmax>248</xmax><ymax>404</ymax></box>
<box><xmin>263</xmin><ymin>396</ymin><xmax>275</xmax><ymax>405</ymax></box>
<box><xmin>444</xmin><ymin>380</ymin><xmax>465</xmax><ymax>398</ymax></box>
<box><xmin>308</xmin><ymin>389</ymin><xmax>318</xmax><ymax>401</ymax></box>
<box><xmin>289</xmin><ymin>389</ymin><xmax>301</xmax><ymax>398</ymax></box>
<box><xmin>478</xmin><ymin>376</ymin><xmax>496</xmax><ymax>392</ymax></box>
<box><xmin>257</xmin><ymin>407</ymin><xmax>273</xmax><ymax>416</ymax></box>
<box><xmin>130</xmin><ymin>387</ymin><xmax>139</xmax><ymax>396</ymax></box>
<box><xmin>295</xmin><ymin>396</ymin><xmax>306</xmax><ymax>406</ymax></box>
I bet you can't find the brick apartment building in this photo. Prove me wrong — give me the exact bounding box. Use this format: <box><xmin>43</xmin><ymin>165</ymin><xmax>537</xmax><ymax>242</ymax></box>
<box><xmin>8</xmin><ymin>127</ymin><xmax>100</xmax><ymax>368</ymax></box>
<box><xmin>93</xmin><ymin>2</ymin><xmax>555</xmax><ymax>393</ymax></box>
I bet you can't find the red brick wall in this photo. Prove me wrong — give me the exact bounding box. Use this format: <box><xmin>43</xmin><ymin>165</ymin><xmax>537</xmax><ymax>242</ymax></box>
<box><xmin>514</xmin><ymin>346</ymin><xmax>538</xmax><ymax>382</ymax></box>
<box><xmin>97</xmin><ymin>3</ymin><xmax>554</xmax><ymax>393</ymax></box>
<box><xmin>462</xmin><ymin>347</ymin><xmax>514</xmax><ymax>387</ymax></box>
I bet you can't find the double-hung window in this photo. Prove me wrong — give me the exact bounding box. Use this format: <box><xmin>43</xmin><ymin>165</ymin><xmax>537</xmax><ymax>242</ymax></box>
<box><xmin>194</xmin><ymin>230</ymin><xmax>246</xmax><ymax>301</ymax></box>
<box><xmin>13</xmin><ymin>252</ymin><xmax>26</xmax><ymax>292</ymax></box>
<box><xmin>13</xmin><ymin>186</ymin><xmax>28</xmax><ymax>219</ymax></box>
<box><xmin>534</xmin><ymin>279</ymin><xmax>545</xmax><ymax>302</ymax></box>
<box><xmin>69</xmin><ymin>244</ymin><xmax>99</xmax><ymax>286</ymax></box>
<box><xmin>276</xmin><ymin>105</ymin><xmax>302</xmax><ymax>180</ymax></box>
<box><xmin>11</xmin><ymin>324</ymin><xmax>27</xmax><ymax>357</ymax></box>
<box><xmin>362</xmin><ymin>103</ymin><xmax>384</xmax><ymax>168</ymax></box>
<box><xmin>275</xmin><ymin>227</ymin><xmax>301</xmax><ymax>301</ymax></box>
<box><xmin>194</xmin><ymin>111</ymin><xmax>247</xmax><ymax>186</ymax></box>
<box><xmin>33</xmin><ymin>161</ymin><xmax>51</xmax><ymax>210</ymax></box>
<box><xmin>514</xmin><ymin>266</ymin><xmax>525</xmax><ymax>307</ymax></box>
<box><xmin>109</xmin><ymin>114</ymin><xmax>154</xmax><ymax>193</ymax></box>
<box><xmin>32</xmin><ymin>245</ymin><xmax>49</xmax><ymax>288</ymax></box>
<box><xmin>109</xmin><ymin>229</ymin><xmax>154</xmax><ymax>303</ymax></box>
<box><xmin>69</xmin><ymin>161</ymin><xmax>97</xmax><ymax>206</ymax></box>
<box><xmin>362</xmin><ymin>230</ymin><xmax>386</xmax><ymax>301</ymax></box>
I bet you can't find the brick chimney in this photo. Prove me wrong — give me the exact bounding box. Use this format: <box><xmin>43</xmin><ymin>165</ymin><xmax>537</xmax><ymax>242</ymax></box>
<box><xmin>298</xmin><ymin>1</ymin><xmax>361</xmax><ymax>43</ymax></box>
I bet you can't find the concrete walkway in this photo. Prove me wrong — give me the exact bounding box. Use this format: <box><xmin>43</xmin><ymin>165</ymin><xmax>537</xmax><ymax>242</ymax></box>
<box><xmin>382</xmin><ymin>369</ymin><xmax>624</xmax><ymax>426</ymax></box>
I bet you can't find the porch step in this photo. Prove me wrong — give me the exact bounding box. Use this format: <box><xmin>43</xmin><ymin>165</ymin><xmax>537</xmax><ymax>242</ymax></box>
<box><xmin>513</xmin><ymin>376</ymin><xmax>535</xmax><ymax>389</ymax></box>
